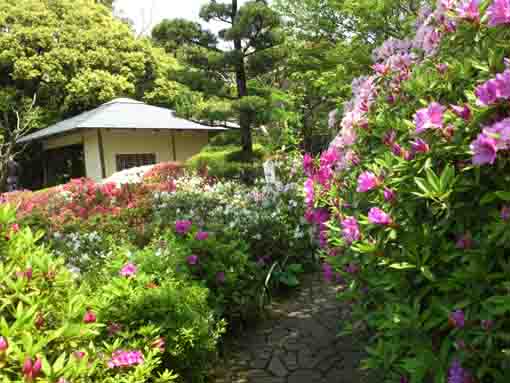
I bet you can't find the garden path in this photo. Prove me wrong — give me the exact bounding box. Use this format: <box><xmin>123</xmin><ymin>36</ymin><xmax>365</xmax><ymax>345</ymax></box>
<box><xmin>212</xmin><ymin>272</ymin><xmax>374</xmax><ymax>383</ymax></box>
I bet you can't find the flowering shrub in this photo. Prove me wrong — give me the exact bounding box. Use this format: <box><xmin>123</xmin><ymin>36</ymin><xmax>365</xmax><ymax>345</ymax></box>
<box><xmin>92</xmin><ymin>247</ymin><xmax>225</xmax><ymax>383</ymax></box>
<box><xmin>143</xmin><ymin>162</ymin><xmax>185</xmax><ymax>184</ymax></box>
<box><xmin>154</xmin><ymin>225</ymin><xmax>263</xmax><ymax>324</ymax></box>
<box><xmin>305</xmin><ymin>1</ymin><xmax>510</xmax><ymax>381</ymax></box>
<box><xmin>0</xmin><ymin>205</ymin><xmax>178</xmax><ymax>382</ymax></box>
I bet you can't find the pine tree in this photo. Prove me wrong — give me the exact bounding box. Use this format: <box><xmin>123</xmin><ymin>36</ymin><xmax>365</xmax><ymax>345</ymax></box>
<box><xmin>152</xmin><ymin>0</ymin><xmax>283</xmax><ymax>156</ymax></box>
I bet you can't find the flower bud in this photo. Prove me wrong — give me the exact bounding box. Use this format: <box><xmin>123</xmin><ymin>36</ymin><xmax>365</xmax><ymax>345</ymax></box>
<box><xmin>0</xmin><ymin>336</ymin><xmax>8</xmax><ymax>352</ymax></box>
<box><xmin>32</xmin><ymin>358</ymin><xmax>42</xmax><ymax>378</ymax></box>
<box><xmin>22</xmin><ymin>357</ymin><xmax>33</xmax><ymax>376</ymax></box>
<box><xmin>83</xmin><ymin>310</ymin><xmax>96</xmax><ymax>324</ymax></box>
<box><xmin>35</xmin><ymin>313</ymin><xmax>45</xmax><ymax>329</ymax></box>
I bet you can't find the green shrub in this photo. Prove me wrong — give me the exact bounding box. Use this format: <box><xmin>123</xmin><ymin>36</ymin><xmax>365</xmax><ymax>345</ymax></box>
<box><xmin>0</xmin><ymin>205</ymin><xmax>178</xmax><ymax>383</ymax></box>
<box><xmin>92</xmin><ymin>247</ymin><xmax>225</xmax><ymax>383</ymax></box>
<box><xmin>186</xmin><ymin>144</ymin><xmax>267</xmax><ymax>180</ymax></box>
<box><xmin>153</xmin><ymin>226</ymin><xmax>264</xmax><ymax>325</ymax></box>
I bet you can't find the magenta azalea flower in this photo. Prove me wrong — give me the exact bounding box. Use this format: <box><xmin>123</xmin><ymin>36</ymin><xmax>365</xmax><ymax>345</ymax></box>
<box><xmin>195</xmin><ymin>231</ymin><xmax>209</xmax><ymax>241</ymax></box>
<box><xmin>456</xmin><ymin>0</ymin><xmax>481</xmax><ymax>22</ymax></box>
<box><xmin>475</xmin><ymin>79</ymin><xmax>499</xmax><ymax>105</ymax></box>
<box><xmin>487</xmin><ymin>0</ymin><xmax>510</xmax><ymax>26</ymax></box>
<box><xmin>456</xmin><ymin>233</ymin><xmax>473</xmax><ymax>249</ymax></box>
<box><xmin>0</xmin><ymin>336</ymin><xmax>8</xmax><ymax>352</ymax></box>
<box><xmin>341</xmin><ymin>216</ymin><xmax>361</xmax><ymax>244</ymax></box>
<box><xmin>449</xmin><ymin>309</ymin><xmax>466</xmax><ymax>328</ymax></box>
<box><xmin>107</xmin><ymin>350</ymin><xmax>144</xmax><ymax>369</ymax></box>
<box><xmin>368</xmin><ymin>207</ymin><xmax>393</xmax><ymax>226</ymax></box>
<box><xmin>382</xmin><ymin>130</ymin><xmax>397</xmax><ymax>146</ymax></box>
<box><xmin>187</xmin><ymin>255</ymin><xmax>199</xmax><ymax>265</ymax></box>
<box><xmin>470</xmin><ymin>133</ymin><xmax>498</xmax><ymax>165</ymax></box>
<box><xmin>483</xmin><ymin>117</ymin><xmax>510</xmax><ymax>149</ymax></box>
<box><xmin>175</xmin><ymin>220</ymin><xmax>192</xmax><ymax>235</ymax></box>
<box><xmin>448</xmin><ymin>360</ymin><xmax>469</xmax><ymax>383</ymax></box>
<box><xmin>411</xmin><ymin>138</ymin><xmax>430</xmax><ymax>153</ymax></box>
<box><xmin>481</xmin><ymin>319</ymin><xmax>494</xmax><ymax>330</ymax></box>
<box><xmin>303</xmin><ymin>153</ymin><xmax>314</xmax><ymax>176</ymax></box>
<box><xmin>119</xmin><ymin>263</ymin><xmax>137</xmax><ymax>277</ymax></box>
<box><xmin>501</xmin><ymin>206</ymin><xmax>510</xmax><ymax>221</ymax></box>
<box><xmin>322</xmin><ymin>263</ymin><xmax>334</xmax><ymax>282</ymax></box>
<box><xmin>216</xmin><ymin>271</ymin><xmax>226</xmax><ymax>284</ymax></box>
<box><xmin>450</xmin><ymin>104</ymin><xmax>472</xmax><ymax>121</ymax></box>
<box><xmin>345</xmin><ymin>263</ymin><xmax>360</xmax><ymax>274</ymax></box>
<box><xmin>383</xmin><ymin>187</ymin><xmax>396</xmax><ymax>202</ymax></box>
<box><xmin>356</xmin><ymin>171</ymin><xmax>380</xmax><ymax>192</ymax></box>
<box><xmin>414</xmin><ymin>102</ymin><xmax>445</xmax><ymax>134</ymax></box>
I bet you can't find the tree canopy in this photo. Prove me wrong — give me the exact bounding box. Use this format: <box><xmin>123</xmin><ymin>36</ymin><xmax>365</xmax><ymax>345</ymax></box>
<box><xmin>0</xmin><ymin>0</ymin><xmax>182</xmax><ymax>190</ymax></box>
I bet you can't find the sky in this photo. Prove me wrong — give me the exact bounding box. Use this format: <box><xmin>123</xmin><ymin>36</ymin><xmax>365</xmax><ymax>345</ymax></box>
<box><xmin>114</xmin><ymin>0</ymin><xmax>248</xmax><ymax>36</ymax></box>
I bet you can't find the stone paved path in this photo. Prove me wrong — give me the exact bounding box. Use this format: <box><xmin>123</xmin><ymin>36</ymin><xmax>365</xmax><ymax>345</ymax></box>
<box><xmin>212</xmin><ymin>273</ymin><xmax>374</xmax><ymax>383</ymax></box>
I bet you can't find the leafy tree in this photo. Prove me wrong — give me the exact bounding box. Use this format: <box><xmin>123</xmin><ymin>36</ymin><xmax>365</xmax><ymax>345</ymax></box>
<box><xmin>272</xmin><ymin>0</ymin><xmax>426</xmax><ymax>152</ymax></box>
<box><xmin>0</xmin><ymin>0</ymin><xmax>181</xmax><ymax>190</ymax></box>
<box><xmin>152</xmin><ymin>0</ymin><xmax>284</xmax><ymax>156</ymax></box>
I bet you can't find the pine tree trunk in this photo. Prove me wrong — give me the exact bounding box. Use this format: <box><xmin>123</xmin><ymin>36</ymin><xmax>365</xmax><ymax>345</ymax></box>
<box><xmin>232</xmin><ymin>0</ymin><xmax>253</xmax><ymax>158</ymax></box>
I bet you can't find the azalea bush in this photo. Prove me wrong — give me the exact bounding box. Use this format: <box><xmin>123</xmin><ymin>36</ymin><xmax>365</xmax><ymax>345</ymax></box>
<box><xmin>0</xmin><ymin>205</ymin><xmax>179</xmax><ymax>383</ymax></box>
<box><xmin>305</xmin><ymin>1</ymin><xmax>510</xmax><ymax>382</ymax></box>
<box><xmin>153</xmin><ymin>223</ymin><xmax>264</xmax><ymax>325</ymax></box>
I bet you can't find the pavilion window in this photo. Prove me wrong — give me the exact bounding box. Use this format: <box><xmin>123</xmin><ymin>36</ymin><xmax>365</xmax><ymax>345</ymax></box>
<box><xmin>116</xmin><ymin>153</ymin><xmax>156</xmax><ymax>171</ymax></box>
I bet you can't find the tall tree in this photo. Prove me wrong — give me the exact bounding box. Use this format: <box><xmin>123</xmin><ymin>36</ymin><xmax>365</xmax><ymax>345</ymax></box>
<box><xmin>0</xmin><ymin>0</ymin><xmax>182</xmax><ymax>190</ymax></box>
<box><xmin>152</xmin><ymin>0</ymin><xmax>284</xmax><ymax>156</ymax></box>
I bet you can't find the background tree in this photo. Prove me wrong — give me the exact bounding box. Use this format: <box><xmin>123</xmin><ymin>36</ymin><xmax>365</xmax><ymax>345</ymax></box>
<box><xmin>0</xmin><ymin>0</ymin><xmax>182</xmax><ymax>190</ymax></box>
<box><xmin>271</xmin><ymin>0</ymin><xmax>426</xmax><ymax>152</ymax></box>
<box><xmin>152</xmin><ymin>0</ymin><xmax>284</xmax><ymax>156</ymax></box>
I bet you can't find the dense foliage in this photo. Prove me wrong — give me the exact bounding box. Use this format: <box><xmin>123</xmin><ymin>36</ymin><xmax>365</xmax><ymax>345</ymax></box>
<box><xmin>0</xmin><ymin>160</ymin><xmax>315</xmax><ymax>381</ymax></box>
<box><xmin>305</xmin><ymin>1</ymin><xmax>510</xmax><ymax>382</ymax></box>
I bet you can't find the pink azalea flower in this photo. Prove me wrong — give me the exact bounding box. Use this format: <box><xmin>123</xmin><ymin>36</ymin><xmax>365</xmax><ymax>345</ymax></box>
<box><xmin>175</xmin><ymin>220</ymin><xmax>192</xmax><ymax>235</ymax></box>
<box><xmin>195</xmin><ymin>231</ymin><xmax>209</xmax><ymax>241</ymax></box>
<box><xmin>107</xmin><ymin>350</ymin><xmax>144</xmax><ymax>368</ymax></box>
<box><xmin>107</xmin><ymin>322</ymin><xmax>122</xmax><ymax>336</ymax></box>
<box><xmin>341</xmin><ymin>216</ymin><xmax>361</xmax><ymax>244</ymax></box>
<box><xmin>411</xmin><ymin>138</ymin><xmax>430</xmax><ymax>154</ymax></box>
<box><xmin>119</xmin><ymin>263</ymin><xmax>137</xmax><ymax>277</ymax></box>
<box><xmin>483</xmin><ymin>117</ymin><xmax>510</xmax><ymax>149</ymax></box>
<box><xmin>368</xmin><ymin>207</ymin><xmax>393</xmax><ymax>226</ymax></box>
<box><xmin>382</xmin><ymin>130</ymin><xmax>397</xmax><ymax>146</ymax></box>
<box><xmin>304</xmin><ymin>178</ymin><xmax>315</xmax><ymax>208</ymax></box>
<box><xmin>187</xmin><ymin>255</ymin><xmax>199</xmax><ymax>265</ymax></box>
<box><xmin>436</xmin><ymin>63</ymin><xmax>449</xmax><ymax>74</ymax></box>
<box><xmin>414</xmin><ymin>102</ymin><xmax>446</xmax><ymax>134</ymax></box>
<box><xmin>487</xmin><ymin>0</ymin><xmax>510</xmax><ymax>26</ymax></box>
<box><xmin>11</xmin><ymin>223</ymin><xmax>20</xmax><ymax>232</ymax></box>
<box><xmin>83</xmin><ymin>309</ymin><xmax>97</xmax><ymax>324</ymax></box>
<box><xmin>470</xmin><ymin>133</ymin><xmax>498</xmax><ymax>165</ymax></box>
<box><xmin>356</xmin><ymin>171</ymin><xmax>380</xmax><ymax>192</ymax></box>
<box><xmin>456</xmin><ymin>0</ymin><xmax>481</xmax><ymax>22</ymax></box>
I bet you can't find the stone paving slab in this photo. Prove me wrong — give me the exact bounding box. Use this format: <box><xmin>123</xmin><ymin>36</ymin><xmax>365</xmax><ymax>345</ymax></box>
<box><xmin>212</xmin><ymin>273</ymin><xmax>375</xmax><ymax>383</ymax></box>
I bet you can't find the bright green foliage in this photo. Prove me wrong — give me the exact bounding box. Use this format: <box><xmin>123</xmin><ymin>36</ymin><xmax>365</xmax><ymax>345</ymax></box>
<box><xmin>0</xmin><ymin>0</ymin><xmax>182</xmax><ymax>184</ymax></box>
<box><xmin>187</xmin><ymin>144</ymin><xmax>267</xmax><ymax>179</ymax></box>
<box><xmin>0</xmin><ymin>205</ymin><xmax>179</xmax><ymax>382</ymax></box>
<box><xmin>152</xmin><ymin>0</ymin><xmax>285</xmax><ymax>155</ymax></box>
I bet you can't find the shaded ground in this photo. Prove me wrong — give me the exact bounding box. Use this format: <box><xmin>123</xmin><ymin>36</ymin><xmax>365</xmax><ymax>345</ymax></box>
<box><xmin>212</xmin><ymin>273</ymin><xmax>375</xmax><ymax>383</ymax></box>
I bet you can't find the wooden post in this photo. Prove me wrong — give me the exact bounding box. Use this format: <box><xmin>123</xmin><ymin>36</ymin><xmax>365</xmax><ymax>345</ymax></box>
<box><xmin>171</xmin><ymin>131</ymin><xmax>177</xmax><ymax>161</ymax></box>
<box><xmin>97</xmin><ymin>129</ymin><xmax>106</xmax><ymax>179</ymax></box>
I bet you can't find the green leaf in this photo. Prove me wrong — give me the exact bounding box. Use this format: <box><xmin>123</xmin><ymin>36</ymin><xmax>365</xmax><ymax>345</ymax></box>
<box><xmin>388</xmin><ymin>262</ymin><xmax>416</xmax><ymax>270</ymax></box>
<box><xmin>495</xmin><ymin>191</ymin><xmax>510</xmax><ymax>201</ymax></box>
